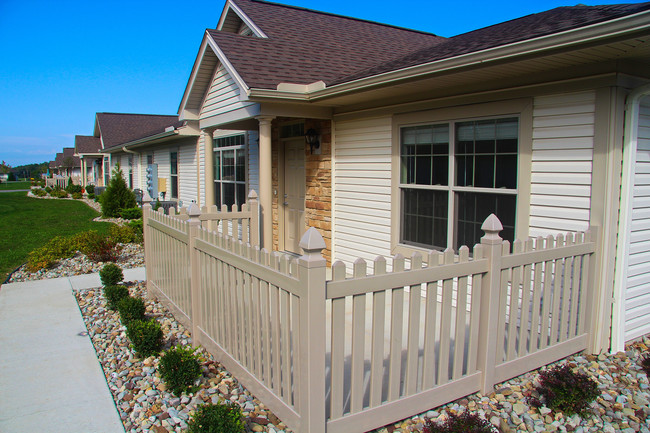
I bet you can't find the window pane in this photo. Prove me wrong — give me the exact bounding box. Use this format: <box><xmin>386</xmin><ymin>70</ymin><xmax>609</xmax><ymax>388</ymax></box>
<box><xmin>401</xmin><ymin>188</ymin><xmax>448</xmax><ymax>249</ymax></box>
<box><xmin>400</xmin><ymin>125</ymin><xmax>448</xmax><ymax>186</ymax></box>
<box><xmin>222</xmin><ymin>150</ymin><xmax>235</xmax><ymax>181</ymax></box>
<box><xmin>170</xmin><ymin>152</ymin><xmax>178</xmax><ymax>175</ymax></box>
<box><xmin>223</xmin><ymin>183</ymin><xmax>235</xmax><ymax>208</ymax></box>
<box><xmin>237</xmin><ymin>184</ymin><xmax>246</xmax><ymax>207</ymax></box>
<box><xmin>215</xmin><ymin>182</ymin><xmax>221</xmax><ymax>207</ymax></box>
<box><xmin>496</xmin><ymin>155</ymin><xmax>517</xmax><ymax>189</ymax></box>
<box><xmin>415</xmin><ymin>156</ymin><xmax>432</xmax><ymax>184</ymax></box>
<box><xmin>171</xmin><ymin>177</ymin><xmax>178</xmax><ymax>199</ymax></box>
<box><xmin>236</xmin><ymin>150</ymin><xmax>245</xmax><ymax>182</ymax></box>
<box><xmin>456</xmin><ymin>155</ymin><xmax>473</xmax><ymax>187</ymax></box>
<box><xmin>432</xmin><ymin>156</ymin><xmax>448</xmax><ymax>185</ymax></box>
<box><xmin>214</xmin><ymin>154</ymin><xmax>221</xmax><ymax>181</ymax></box>
<box><xmin>474</xmin><ymin>155</ymin><xmax>494</xmax><ymax>188</ymax></box>
<box><xmin>456</xmin><ymin>192</ymin><xmax>516</xmax><ymax>249</ymax></box>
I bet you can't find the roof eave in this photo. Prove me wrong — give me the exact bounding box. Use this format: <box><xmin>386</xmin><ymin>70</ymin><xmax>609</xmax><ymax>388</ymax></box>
<box><xmin>248</xmin><ymin>9</ymin><xmax>650</xmax><ymax>103</ymax></box>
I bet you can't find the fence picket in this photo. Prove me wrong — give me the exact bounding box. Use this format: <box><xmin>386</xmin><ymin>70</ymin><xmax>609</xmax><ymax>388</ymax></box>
<box><xmin>351</xmin><ymin>258</ymin><xmax>367</xmax><ymax>413</ymax></box>
<box><xmin>467</xmin><ymin>245</ymin><xmax>483</xmax><ymax>374</ymax></box>
<box><xmin>529</xmin><ymin>237</ymin><xmax>544</xmax><ymax>352</ymax></box>
<box><xmin>560</xmin><ymin>233</ymin><xmax>574</xmax><ymax>342</ymax></box>
<box><xmin>507</xmin><ymin>240</ymin><xmax>524</xmax><ymax>361</ymax></box>
<box><xmin>550</xmin><ymin>233</ymin><xmax>565</xmax><ymax>345</ymax></box>
<box><xmin>496</xmin><ymin>241</ymin><xmax>511</xmax><ymax>363</ymax></box>
<box><xmin>540</xmin><ymin>235</ymin><xmax>555</xmax><ymax>349</ymax></box>
<box><xmin>369</xmin><ymin>256</ymin><xmax>387</xmax><ymax>408</ymax></box>
<box><xmin>569</xmin><ymin>233</ymin><xmax>583</xmax><ymax>339</ymax></box>
<box><xmin>388</xmin><ymin>254</ymin><xmax>405</xmax><ymax>400</ymax></box>
<box><xmin>405</xmin><ymin>253</ymin><xmax>422</xmax><ymax>395</ymax></box>
<box><xmin>453</xmin><ymin>247</ymin><xmax>469</xmax><ymax>380</ymax></box>
<box><xmin>438</xmin><ymin>249</ymin><xmax>455</xmax><ymax>385</ymax></box>
<box><xmin>517</xmin><ymin>239</ymin><xmax>534</xmax><ymax>357</ymax></box>
<box><xmin>330</xmin><ymin>261</ymin><xmax>346</xmax><ymax>419</ymax></box>
<box><xmin>422</xmin><ymin>251</ymin><xmax>441</xmax><ymax>388</ymax></box>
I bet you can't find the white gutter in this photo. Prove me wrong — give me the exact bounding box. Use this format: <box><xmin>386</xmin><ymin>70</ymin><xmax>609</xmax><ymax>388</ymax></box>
<box><xmin>611</xmin><ymin>83</ymin><xmax>650</xmax><ymax>352</ymax></box>
<box><xmin>248</xmin><ymin>10</ymin><xmax>650</xmax><ymax>102</ymax></box>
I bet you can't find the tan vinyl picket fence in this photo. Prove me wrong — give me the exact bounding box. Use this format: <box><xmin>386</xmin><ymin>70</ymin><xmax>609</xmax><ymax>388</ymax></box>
<box><xmin>144</xmin><ymin>203</ymin><xmax>598</xmax><ymax>433</ymax></box>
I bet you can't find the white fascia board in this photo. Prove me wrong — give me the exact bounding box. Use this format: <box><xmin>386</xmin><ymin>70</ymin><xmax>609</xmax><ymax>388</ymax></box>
<box><xmin>105</xmin><ymin>131</ymin><xmax>179</xmax><ymax>153</ymax></box>
<box><xmin>205</xmin><ymin>34</ymin><xmax>251</xmax><ymax>96</ymax></box>
<box><xmin>178</xmin><ymin>37</ymin><xmax>211</xmax><ymax>117</ymax></box>
<box><xmin>249</xmin><ymin>10</ymin><xmax>650</xmax><ymax>102</ymax></box>
<box><xmin>224</xmin><ymin>1</ymin><xmax>268</xmax><ymax>38</ymax></box>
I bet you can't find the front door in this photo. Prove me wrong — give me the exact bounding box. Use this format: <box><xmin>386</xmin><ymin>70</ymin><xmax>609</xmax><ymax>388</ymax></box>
<box><xmin>283</xmin><ymin>138</ymin><xmax>305</xmax><ymax>254</ymax></box>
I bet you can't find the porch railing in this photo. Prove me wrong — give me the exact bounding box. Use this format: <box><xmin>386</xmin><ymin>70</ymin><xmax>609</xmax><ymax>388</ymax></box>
<box><xmin>143</xmin><ymin>206</ymin><xmax>598</xmax><ymax>433</ymax></box>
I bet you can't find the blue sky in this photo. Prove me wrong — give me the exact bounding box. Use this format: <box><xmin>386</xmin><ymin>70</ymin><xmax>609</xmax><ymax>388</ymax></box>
<box><xmin>0</xmin><ymin>0</ymin><xmax>633</xmax><ymax>167</ymax></box>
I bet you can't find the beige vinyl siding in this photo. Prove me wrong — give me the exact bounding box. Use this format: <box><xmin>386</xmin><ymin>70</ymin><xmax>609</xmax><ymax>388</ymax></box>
<box><xmin>179</xmin><ymin>143</ymin><xmax>198</xmax><ymax>204</ymax></box>
<box><xmin>199</xmin><ymin>64</ymin><xmax>255</xmax><ymax>121</ymax></box>
<box><xmin>154</xmin><ymin>150</ymin><xmax>170</xmax><ymax>200</ymax></box>
<box><xmin>333</xmin><ymin>116</ymin><xmax>393</xmax><ymax>267</ymax></box>
<box><xmin>529</xmin><ymin>91</ymin><xmax>595</xmax><ymax>237</ymax></box>
<box><xmin>247</xmin><ymin>130</ymin><xmax>259</xmax><ymax>195</ymax></box>
<box><xmin>199</xmin><ymin>134</ymin><xmax>206</xmax><ymax>206</ymax></box>
<box><xmin>625</xmin><ymin>99</ymin><xmax>650</xmax><ymax>342</ymax></box>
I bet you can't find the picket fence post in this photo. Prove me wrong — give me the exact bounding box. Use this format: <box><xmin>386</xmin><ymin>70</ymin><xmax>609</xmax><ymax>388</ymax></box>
<box><xmin>187</xmin><ymin>203</ymin><xmax>202</xmax><ymax>348</ymax></box>
<box><xmin>297</xmin><ymin>228</ymin><xmax>327</xmax><ymax>433</ymax></box>
<box><xmin>476</xmin><ymin>214</ymin><xmax>504</xmax><ymax>394</ymax></box>
<box><xmin>142</xmin><ymin>203</ymin><xmax>154</xmax><ymax>299</ymax></box>
<box><xmin>247</xmin><ymin>190</ymin><xmax>260</xmax><ymax>247</ymax></box>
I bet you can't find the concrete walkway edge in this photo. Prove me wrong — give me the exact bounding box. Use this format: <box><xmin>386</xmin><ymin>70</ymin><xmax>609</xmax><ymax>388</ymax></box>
<box><xmin>0</xmin><ymin>267</ymin><xmax>146</xmax><ymax>433</ymax></box>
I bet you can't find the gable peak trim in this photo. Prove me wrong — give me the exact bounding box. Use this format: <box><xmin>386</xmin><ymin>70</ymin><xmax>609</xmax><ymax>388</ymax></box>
<box><xmin>217</xmin><ymin>0</ymin><xmax>268</xmax><ymax>38</ymax></box>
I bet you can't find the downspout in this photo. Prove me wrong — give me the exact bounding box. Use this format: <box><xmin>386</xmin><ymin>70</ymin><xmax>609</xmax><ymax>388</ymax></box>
<box><xmin>122</xmin><ymin>146</ymin><xmax>141</xmax><ymax>190</ymax></box>
<box><xmin>611</xmin><ymin>83</ymin><xmax>650</xmax><ymax>352</ymax></box>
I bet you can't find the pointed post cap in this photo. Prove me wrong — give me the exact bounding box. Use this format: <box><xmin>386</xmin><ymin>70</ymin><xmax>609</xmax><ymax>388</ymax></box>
<box><xmin>247</xmin><ymin>189</ymin><xmax>258</xmax><ymax>200</ymax></box>
<box><xmin>142</xmin><ymin>191</ymin><xmax>153</xmax><ymax>202</ymax></box>
<box><xmin>481</xmin><ymin>214</ymin><xmax>503</xmax><ymax>245</ymax></box>
<box><xmin>299</xmin><ymin>227</ymin><xmax>326</xmax><ymax>268</ymax></box>
<box><xmin>187</xmin><ymin>203</ymin><xmax>201</xmax><ymax>217</ymax></box>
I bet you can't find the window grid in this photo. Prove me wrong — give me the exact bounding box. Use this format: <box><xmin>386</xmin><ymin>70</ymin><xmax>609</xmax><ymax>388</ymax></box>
<box><xmin>214</xmin><ymin>134</ymin><xmax>246</xmax><ymax>208</ymax></box>
<box><xmin>170</xmin><ymin>152</ymin><xmax>178</xmax><ymax>199</ymax></box>
<box><xmin>399</xmin><ymin>116</ymin><xmax>519</xmax><ymax>250</ymax></box>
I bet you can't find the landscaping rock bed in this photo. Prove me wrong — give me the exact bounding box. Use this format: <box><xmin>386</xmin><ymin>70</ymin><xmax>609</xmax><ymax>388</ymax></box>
<box><xmin>76</xmin><ymin>282</ymin><xmax>290</xmax><ymax>433</ymax></box>
<box><xmin>75</xmin><ymin>281</ymin><xmax>650</xmax><ymax>433</ymax></box>
<box><xmin>8</xmin><ymin>243</ymin><xmax>144</xmax><ymax>283</ymax></box>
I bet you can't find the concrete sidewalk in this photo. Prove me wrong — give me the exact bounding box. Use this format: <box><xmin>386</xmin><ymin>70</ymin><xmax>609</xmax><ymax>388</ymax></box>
<box><xmin>0</xmin><ymin>267</ymin><xmax>146</xmax><ymax>433</ymax></box>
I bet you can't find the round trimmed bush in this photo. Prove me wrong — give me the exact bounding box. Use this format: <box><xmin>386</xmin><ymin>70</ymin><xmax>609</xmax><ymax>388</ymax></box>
<box><xmin>530</xmin><ymin>364</ymin><xmax>598</xmax><ymax>415</ymax></box>
<box><xmin>120</xmin><ymin>207</ymin><xmax>142</xmax><ymax>220</ymax></box>
<box><xmin>187</xmin><ymin>402</ymin><xmax>245</xmax><ymax>433</ymax></box>
<box><xmin>424</xmin><ymin>411</ymin><xmax>497</xmax><ymax>433</ymax></box>
<box><xmin>125</xmin><ymin>319</ymin><xmax>163</xmax><ymax>357</ymax></box>
<box><xmin>100</xmin><ymin>263</ymin><xmax>123</xmax><ymax>286</ymax></box>
<box><xmin>103</xmin><ymin>284</ymin><xmax>129</xmax><ymax>310</ymax></box>
<box><xmin>117</xmin><ymin>296</ymin><xmax>146</xmax><ymax>324</ymax></box>
<box><xmin>159</xmin><ymin>345</ymin><xmax>202</xmax><ymax>395</ymax></box>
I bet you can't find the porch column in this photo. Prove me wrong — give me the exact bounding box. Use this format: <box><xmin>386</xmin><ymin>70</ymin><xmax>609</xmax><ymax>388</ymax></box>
<box><xmin>80</xmin><ymin>158</ymin><xmax>86</xmax><ymax>188</ymax></box>
<box><xmin>203</xmin><ymin>129</ymin><xmax>215</xmax><ymax>207</ymax></box>
<box><xmin>257</xmin><ymin>116</ymin><xmax>275</xmax><ymax>250</ymax></box>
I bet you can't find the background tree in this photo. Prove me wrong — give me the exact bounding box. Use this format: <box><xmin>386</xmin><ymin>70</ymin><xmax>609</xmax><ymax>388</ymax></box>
<box><xmin>100</xmin><ymin>163</ymin><xmax>136</xmax><ymax>217</ymax></box>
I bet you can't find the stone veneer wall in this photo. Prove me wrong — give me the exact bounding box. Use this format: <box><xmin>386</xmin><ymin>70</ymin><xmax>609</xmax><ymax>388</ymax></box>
<box><xmin>271</xmin><ymin>118</ymin><xmax>332</xmax><ymax>264</ymax></box>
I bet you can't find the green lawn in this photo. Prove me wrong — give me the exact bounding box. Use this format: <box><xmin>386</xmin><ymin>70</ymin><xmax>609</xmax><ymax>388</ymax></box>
<box><xmin>0</xmin><ymin>181</ymin><xmax>32</xmax><ymax>190</ymax></box>
<box><xmin>0</xmin><ymin>192</ymin><xmax>112</xmax><ymax>282</ymax></box>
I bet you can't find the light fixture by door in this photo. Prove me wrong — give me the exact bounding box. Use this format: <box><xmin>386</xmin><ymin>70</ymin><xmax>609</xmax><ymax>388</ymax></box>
<box><xmin>305</xmin><ymin>128</ymin><xmax>320</xmax><ymax>154</ymax></box>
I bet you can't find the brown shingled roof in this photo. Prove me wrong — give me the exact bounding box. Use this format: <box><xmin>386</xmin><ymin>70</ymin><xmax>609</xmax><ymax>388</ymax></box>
<box><xmin>62</xmin><ymin>147</ymin><xmax>81</xmax><ymax>167</ymax></box>
<box><xmin>75</xmin><ymin>135</ymin><xmax>102</xmax><ymax>154</ymax></box>
<box><xmin>333</xmin><ymin>2</ymin><xmax>650</xmax><ymax>84</ymax></box>
<box><xmin>54</xmin><ymin>152</ymin><xmax>64</xmax><ymax>167</ymax></box>
<box><xmin>96</xmin><ymin>113</ymin><xmax>183</xmax><ymax>150</ymax></box>
<box><xmin>211</xmin><ymin>0</ymin><xmax>650</xmax><ymax>90</ymax></box>
<box><xmin>211</xmin><ymin>0</ymin><xmax>445</xmax><ymax>89</ymax></box>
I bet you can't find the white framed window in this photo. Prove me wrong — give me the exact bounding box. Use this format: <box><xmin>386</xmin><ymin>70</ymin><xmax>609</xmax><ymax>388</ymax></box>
<box><xmin>214</xmin><ymin>134</ymin><xmax>246</xmax><ymax>208</ymax></box>
<box><xmin>170</xmin><ymin>151</ymin><xmax>178</xmax><ymax>199</ymax></box>
<box><xmin>399</xmin><ymin>116</ymin><xmax>518</xmax><ymax>250</ymax></box>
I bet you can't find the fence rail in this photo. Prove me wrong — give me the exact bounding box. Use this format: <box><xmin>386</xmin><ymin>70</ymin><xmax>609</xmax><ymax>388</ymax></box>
<box><xmin>144</xmin><ymin>205</ymin><xmax>598</xmax><ymax>433</ymax></box>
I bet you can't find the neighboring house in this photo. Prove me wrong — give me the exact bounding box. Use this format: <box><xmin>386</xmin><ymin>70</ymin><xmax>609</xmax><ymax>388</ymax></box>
<box><xmin>75</xmin><ymin>135</ymin><xmax>104</xmax><ymax>186</ymax></box>
<box><xmin>96</xmin><ymin>113</ymin><xmax>202</xmax><ymax>204</ymax></box>
<box><xmin>60</xmin><ymin>147</ymin><xmax>81</xmax><ymax>181</ymax></box>
<box><xmin>170</xmin><ymin>0</ymin><xmax>650</xmax><ymax>352</ymax></box>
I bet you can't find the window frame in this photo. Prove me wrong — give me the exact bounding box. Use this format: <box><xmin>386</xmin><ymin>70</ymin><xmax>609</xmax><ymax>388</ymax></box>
<box><xmin>391</xmin><ymin>99</ymin><xmax>533</xmax><ymax>256</ymax></box>
<box><xmin>213</xmin><ymin>133</ymin><xmax>247</xmax><ymax>208</ymax></box>
<box><xmin>170</xmin><ymin>151</ymin><xmax>178</xmax><ymax>199</ymax></box>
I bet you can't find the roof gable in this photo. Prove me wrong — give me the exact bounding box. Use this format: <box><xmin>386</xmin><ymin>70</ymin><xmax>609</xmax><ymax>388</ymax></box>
<box><xmin>217</xmin><ymin>0</ymin><xmax>267</xmax><ymax>38</ymax></box>
<box><xmin>95</xmin><ymin>113</ymin><xmax>182</xmax><ymax>150</ymax></box>
<box><xmin>75</xmin><ymin>135</ymin><xmax>102</xmax><ymax>154</ymax></box>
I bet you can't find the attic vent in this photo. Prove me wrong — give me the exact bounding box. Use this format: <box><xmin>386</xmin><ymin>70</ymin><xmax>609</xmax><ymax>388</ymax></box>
<box><xmin>239</xmin><ymin>25</ymin><xmax>254</xmax><ymax>37</ymax></box>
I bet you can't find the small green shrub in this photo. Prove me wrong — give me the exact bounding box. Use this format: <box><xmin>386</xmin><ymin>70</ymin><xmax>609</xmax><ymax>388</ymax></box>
<box><xmin>45</xmin><ymin>186</ymin><xmax>52</xmax><ymax>193</ymax></box>
<box><xmin>159</xmin><ymin>345</ymin><xmax>202</xmax><ymax>395</ymax></box>
<box><xmin>71</xmin><ymin>192</ymin><xmax>83</xmax><ymax>199</ymax></box>
<box><xmin>187</xmin><ymin>402</ymin><xmax>245</xmax><ymax>433</ymax></box>
<box><xmin>32</xmin><ymin>188</ymin><xmax>47</xmax><ymax>197</ymax></box>
<box><xmin>120</xmin><ymin>207</ymin><xmax>142</xmax><ymax>220</ymax></box>
<box><xmin>66</xmin><ymin>183</ymin><xmax>83</xmax><ymax>194</ymax></box>
<box><xmin>109</xmin><ymin>224</ymin><xmax>138</xmax><ymax>244</ymax></box>
<box><xmin>153</xmin><ymin>199</ymin><xmax>161</xmax><ymax>211</ymax></box>
<box><xmin>117</xmin><ymin>296</ymin><xmax>146</xmax><ymax>324</ymax></box>
<box><xmin>86</xmin><ymin>184</ymin><xmax>95</xmax><ymax>194</ymax></box>
<box><xmin>529</xmin><ymin>364</ymin><xmax>598</xmax><ymax>415</ymax></box>
<box><xmin>127</xmin><ymin>219</ymin><xmax>144</xmax><ymax>243</ymax></box>
<box><xmin>50</xmin><ymin>189</ymin><xmax>68</xmax><ymax>198</ymax></box>
<box><xmin>424</xmin><ymin>412</ymin><xmax>497</xmax><ymax>433</ymax></box>
<box><xmin>26</xmin><ymin>236</ymin><xmax>77</xmax><ymax>271</ymax></box>
<box><xmin>100</xmin><ymin>263</ymin><xmax>123</xmax><ymax>286</ymax></box>
<box><xmin>103</xmin><ymin>284</ymin><xmax>129</xmax><ymax>310</ymax></box>
<box><xmin>100</xmin><ymin>164</ymin><xmax>136</xmax><ymax>217</ymax></box>
<box><xmin>87</xmin><ymin>193</ymin><xmax>95</xmax><ymax>200</ymax></box>
<box><xmin>125</xmin><ymin>319</ymin><xmax>163</xmax><ymax>357</ymax></box>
